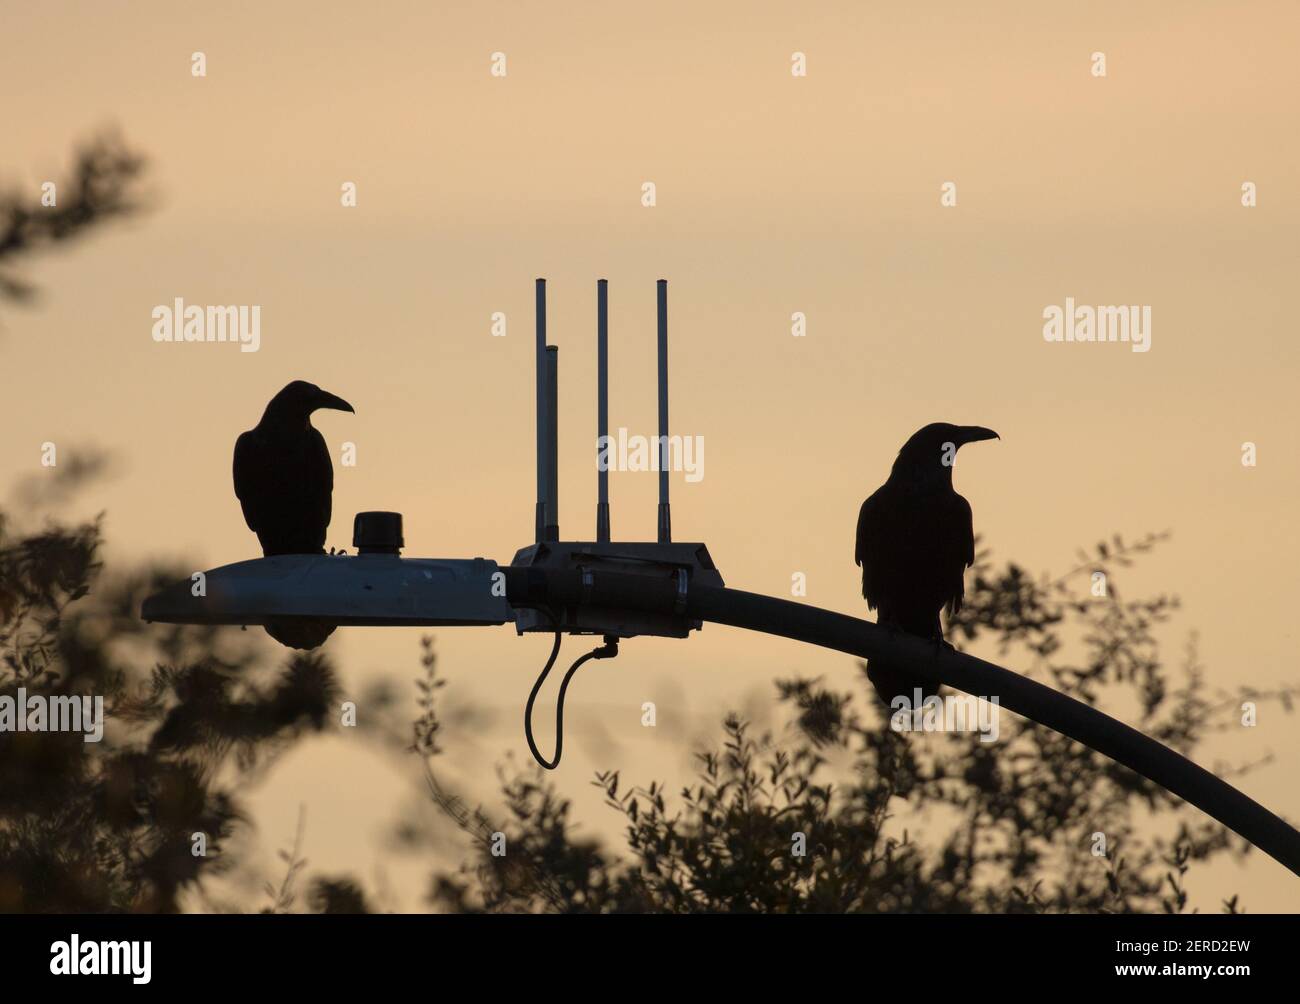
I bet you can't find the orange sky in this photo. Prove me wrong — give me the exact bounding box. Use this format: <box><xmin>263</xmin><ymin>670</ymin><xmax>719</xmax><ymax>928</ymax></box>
<box><xmin>3</xmin><ymin>0</ymin><xmax>1299</xmax><ymax>910</ymax></box>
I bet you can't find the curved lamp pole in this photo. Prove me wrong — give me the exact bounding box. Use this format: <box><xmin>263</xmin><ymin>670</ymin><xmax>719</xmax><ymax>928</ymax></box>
<box><xmin>504</xmin><ymin>566</ymin><xmax>1300</xmax><ymax>878</ymax></box>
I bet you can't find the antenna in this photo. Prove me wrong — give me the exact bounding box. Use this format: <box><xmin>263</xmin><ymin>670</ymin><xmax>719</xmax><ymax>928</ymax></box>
<box><xmin>534</xmin><ymin>279</ymin><xmax>547</xmax><ymax>544</ymax></box>
<box><xmin>545</xmin><ymin>345</ymin><xmax>559</xmax><ymax>542</ymax></box>
<box><xmin>596</xmin><ymin>279</ymin><xmax>611</xmax><ymax>542</ymax></box>
<box><xmin>656</xmin><ymin>279</ymin><xmax>671</xmax><ymax>543</ymax></box>
<box><xmin>537</xmin><ymin>278</ymin><xmax>675</xmax><ymax>546</ymax></box>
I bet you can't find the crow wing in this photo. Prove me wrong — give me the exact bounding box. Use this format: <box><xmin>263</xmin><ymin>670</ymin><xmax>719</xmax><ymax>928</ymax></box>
<box><xmin>938</xmin><ymin>490</ymin><xmax>975</xmax><ymax>615</ymax></box>
<box><xmin>233</xmin><ymin>430</ymin><xmax>267</xmax><ymax>533</ymax></box>
<box><xmin>854</xmin><ymin>486</ymin><xmax>886</xmax><ymax>609</ymax></box>
<box><xmin>855</xmin><ymin>484</ymin><xmax>974</xmax><ymax>617</ymax></box>
<box><xmin>233</xmin><ymin>427</ymin><xmax>333</xmax><ymax>552</ymax></box>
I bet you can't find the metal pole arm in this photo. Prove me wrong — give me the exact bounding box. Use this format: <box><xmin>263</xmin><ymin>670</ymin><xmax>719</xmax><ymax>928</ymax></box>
<box><xmin>503</xmin><ymin>566</ymin><xmax>1300</xmax><ymax>877</ymax></box>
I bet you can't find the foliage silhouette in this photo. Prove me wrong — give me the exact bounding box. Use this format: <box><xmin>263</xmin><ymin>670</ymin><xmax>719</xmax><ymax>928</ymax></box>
<box><xmin>0</xmin><ymin>130</ymin><xmax>147</xmax><ymax>304</ymax></box>
<box><xmin>0</xmin><ymin>487</ymin><xmax>339</xmax><ymax>912</ymax></box>
<box><xmin>0</xmin><ymin>133</ymin><xmax>339</xmax><ymax>913</ymax></box>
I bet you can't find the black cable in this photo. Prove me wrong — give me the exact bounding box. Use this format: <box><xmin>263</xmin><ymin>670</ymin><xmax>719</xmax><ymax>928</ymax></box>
<box><xmin>523</xmin><ymin>609</ymin><xmax>618</xmax><ymax>770</ymax></box>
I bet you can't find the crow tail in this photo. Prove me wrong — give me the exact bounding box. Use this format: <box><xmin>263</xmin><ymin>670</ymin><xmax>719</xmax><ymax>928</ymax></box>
<box><xmin>866</xmin><ymin>659</ymin><xmax>936</xmax><ymax>710</ymax></box>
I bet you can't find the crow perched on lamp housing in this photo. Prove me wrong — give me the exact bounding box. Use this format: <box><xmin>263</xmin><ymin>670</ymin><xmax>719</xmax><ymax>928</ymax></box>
<box><xmin>233</xmin><ymin>380</ymin><xmax>354</xmax><ymax>648</ymax></box>
<box><xmin>854</xmin><ymin>422</ymin><xmax>998</xmax><ymax>707</ymax></box>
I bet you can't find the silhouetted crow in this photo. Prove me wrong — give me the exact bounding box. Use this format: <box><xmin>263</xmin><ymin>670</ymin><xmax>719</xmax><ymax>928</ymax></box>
<box><xmin>233</xmin><ymin>381</ymin><xmax>354</xmax><ymax>649</ymax></box>
<box><xmin>855</xmin><ymin>423</ymin><xmax>998</xmax><ymax>707</ymax></box>
<box><xmin>234</xmin><ymin>381</ymin><xmax>354</xmax><ymax>555</ymax></box>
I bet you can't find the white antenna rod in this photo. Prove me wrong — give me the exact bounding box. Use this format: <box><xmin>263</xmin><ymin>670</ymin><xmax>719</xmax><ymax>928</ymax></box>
<box><xmin>545</xmin><ymin>345</ymin><xmax>559</xmax><ymax>542</ymax></box>
<box><xmin>656</xmin><ymin>279</ymin><xmax>671</xmax><ymax>543</ymax></box>
<box><xmin>534</xmin><ymin>279</ymin><xmax>547</xmax><ymax>544</ymax></box>
<box><xmin>596</xmin><ymin>279</ymin><xmax>611</xmax><ymax>542</ymax></box>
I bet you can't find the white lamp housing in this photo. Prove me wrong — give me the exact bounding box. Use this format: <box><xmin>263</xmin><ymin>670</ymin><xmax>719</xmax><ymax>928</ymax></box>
<box><xmin>142</xmin><ymin>554</ymin><xmax>512</xmax><ymax>627</ymax></box>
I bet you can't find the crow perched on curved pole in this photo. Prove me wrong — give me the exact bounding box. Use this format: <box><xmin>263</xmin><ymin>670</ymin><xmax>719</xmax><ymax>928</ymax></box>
<box><xmin>233</xmin><ymin>380</ymin><xmax>354</xmax><ymax>648</ymax></box>
<box><xmin>855</xmin><ymin>422</ymin><xmax>999</xmax><ymax>706</ymax></box>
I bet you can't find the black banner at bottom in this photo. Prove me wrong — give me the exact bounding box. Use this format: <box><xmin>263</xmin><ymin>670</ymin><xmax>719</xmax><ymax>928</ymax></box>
<box><xmin>5</xmin><ymin>912</ymin><xmax>1288</xmax><ymax>989</ymax></box>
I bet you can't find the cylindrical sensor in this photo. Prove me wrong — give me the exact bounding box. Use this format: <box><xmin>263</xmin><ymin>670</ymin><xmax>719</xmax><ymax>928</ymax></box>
<box><xmin>353</xmin><ymin>511</ymin><xmax>404</xmax><ymax>555</ymax></box>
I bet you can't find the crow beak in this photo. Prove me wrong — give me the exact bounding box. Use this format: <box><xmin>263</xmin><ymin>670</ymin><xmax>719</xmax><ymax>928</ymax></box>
<box><xmin>959</xmin><ymin>426</ymin><xmax>999</xmax><ymax>444</ymax></box>
<box><xmin>315</xmin><ymin>390</ymin><xmax>355</xmax><ymax>414</ymax></box>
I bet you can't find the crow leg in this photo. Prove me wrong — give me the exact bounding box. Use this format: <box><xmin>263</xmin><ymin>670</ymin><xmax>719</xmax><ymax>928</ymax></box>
<box><xmin>929</xmin><ymin>631</ymin><xmax>955</xmax><ymax>658</ymax></box>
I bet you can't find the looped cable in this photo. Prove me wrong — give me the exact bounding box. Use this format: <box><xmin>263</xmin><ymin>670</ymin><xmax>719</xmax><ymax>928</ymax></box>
<box><xmin>523</xmin><ymin>609</ymin><xmax>619</xmax><ymax>769</ymax></box>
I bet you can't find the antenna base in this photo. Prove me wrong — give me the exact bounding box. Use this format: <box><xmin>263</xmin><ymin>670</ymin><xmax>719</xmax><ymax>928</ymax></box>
<box><xmin>508</xmin><ymin>539</ymin><xmax>722</xmax><ymax>639</ymax></box>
